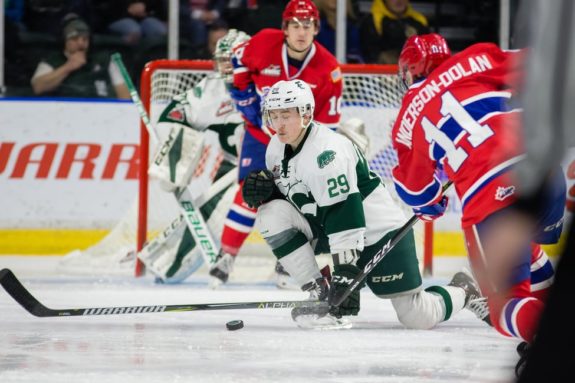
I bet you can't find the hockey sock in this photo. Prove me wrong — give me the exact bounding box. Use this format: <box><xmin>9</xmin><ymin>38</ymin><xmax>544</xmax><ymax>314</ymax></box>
<box><xmin>530</xmin><ymin>245</ymin><xmax>554</xmax><ymax>301</ymax></box>
<box><xmin>221</xmin><ymin>184</ymin><xmax>257</xmax><ymax>256</ymax></box>
<box><xmin>496</xmin><ymin>297</ymin><xmax>544</xmax><ymax>342</ymax></box>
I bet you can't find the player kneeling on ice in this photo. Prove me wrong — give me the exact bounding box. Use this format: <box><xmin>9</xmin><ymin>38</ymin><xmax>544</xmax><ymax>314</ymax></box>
<box><xmin>243</xmin><ymin>79</ymin><xmax>484</xmax><ymax>329</ymax></box>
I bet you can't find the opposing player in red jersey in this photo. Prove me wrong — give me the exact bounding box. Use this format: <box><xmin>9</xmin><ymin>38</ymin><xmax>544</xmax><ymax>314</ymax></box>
<box><xmin>391</xmin><ymin>34</ymin><xmax>565</xmax><ymax>343</ymax></box>
<box><xmin>209</xmin><ymin>0</ymin><xmax>343</xmax><ymax>287</ymax></box>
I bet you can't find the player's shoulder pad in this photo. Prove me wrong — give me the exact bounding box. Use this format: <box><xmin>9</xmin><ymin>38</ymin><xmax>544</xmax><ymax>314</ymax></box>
<box><xmin>312</xmin><ymin>42</ymin><xmax>342</xmax><ymax>83</ymax></box>
<box><xmin>245</xmin><ymin>29</ymin><xmax>283</xmax><ymax>50</ymax></box>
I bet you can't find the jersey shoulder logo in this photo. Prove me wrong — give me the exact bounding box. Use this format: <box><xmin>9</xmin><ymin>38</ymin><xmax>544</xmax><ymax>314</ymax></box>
<box><xmin>317</xmin><ymin>150</ymin><xmax>336</xmax><ymax>169</ymax></box>
<box><xmin>330</xmin><ymin>67</ymin><xmax>342</xmax><ymax>83</ymax></box>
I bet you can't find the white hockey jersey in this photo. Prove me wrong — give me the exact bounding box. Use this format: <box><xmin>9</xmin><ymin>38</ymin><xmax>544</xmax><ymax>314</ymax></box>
<box><xmin>266</xmin><ymin>123</ymin><xmax>407</xmax><ymax>253</ymax></box>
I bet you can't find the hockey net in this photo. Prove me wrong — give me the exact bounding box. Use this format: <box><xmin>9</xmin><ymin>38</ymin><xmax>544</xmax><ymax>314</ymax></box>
<box><xmin>59</xmin><ymin>60</ymin><xmax>433</xmax><ymax>279</ymax></box>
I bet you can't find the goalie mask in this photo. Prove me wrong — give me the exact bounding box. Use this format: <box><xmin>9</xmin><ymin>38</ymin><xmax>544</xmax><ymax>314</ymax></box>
<box><xmin>398</xmin><ymin>33</ymin><xmax>451</xmax><ymax>88</ymax></box>
<box><xmin>264</xmin><ymin>80</ymin><xmax>315</xmax><ymax>134</ymax></box>
<box><xmin>214</xmin><ymin>29</ymin><xmax>251</xmax><ymax>83</ymax></box>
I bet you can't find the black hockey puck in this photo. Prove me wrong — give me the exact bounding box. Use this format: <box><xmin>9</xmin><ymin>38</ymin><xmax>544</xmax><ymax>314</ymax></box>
<box><xmin>226</xmin><ymin>320</ymin><xmax>244</xmax><ymax>331</ymax></box>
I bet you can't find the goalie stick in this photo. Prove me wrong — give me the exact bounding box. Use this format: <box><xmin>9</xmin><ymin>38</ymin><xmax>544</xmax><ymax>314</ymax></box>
<box><xmin>330</xmin><ymin>181</ymin><xmax>453</xmax><ymax>307</ymax></box>
<box><xmin>0</xmin><ymin>268</ymin><xmax>326</xmax><ymax>318</ymax></box>
<box><xmin>112</xmin><ymin>53</ymin><xmax>220</xmax><ymax>267</ymax></box>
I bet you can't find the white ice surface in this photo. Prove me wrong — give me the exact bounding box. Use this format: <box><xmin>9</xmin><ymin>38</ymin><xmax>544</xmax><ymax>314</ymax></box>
<box><xmin>0</xmin><ymin>256</ymin><xmax>520</xmax><ymax>383</ymax></box>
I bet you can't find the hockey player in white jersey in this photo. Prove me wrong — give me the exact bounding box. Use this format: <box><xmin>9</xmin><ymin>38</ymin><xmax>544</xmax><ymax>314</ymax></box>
<box><xmin>243</xmin><ymin>79</ymin><xmax>486</xmax><ymax>329</ymax></box>
<box><xmin>139</xmin><ymin>30</ymin><xmax>250</xmax><ymax>284</ymax></box>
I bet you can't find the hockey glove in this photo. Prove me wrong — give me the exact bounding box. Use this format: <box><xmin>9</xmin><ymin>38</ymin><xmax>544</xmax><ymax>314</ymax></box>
<box><xmin>228</xmin><ymin>83</ymin><xmax>262</xmax><ymax>127</ymax></box>
<box><xmin>413</xmin><ymin>195</ymin><xmax>449</xmax><ymax>222</ymax></box>
<box><xmin>242</xmin><ymin>169</ymin><xmax>281</xmax><ymax>209</ymax></box>
<box><xmin>328</xmin><ymin>264</ymin><xmax>364</xmax><ymax>318</ymax></box>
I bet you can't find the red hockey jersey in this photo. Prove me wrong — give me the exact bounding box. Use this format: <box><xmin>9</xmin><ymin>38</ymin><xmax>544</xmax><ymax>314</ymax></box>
<box><xmin>232</xmin><ymin>29</ymin><xmax>343</xmax><ymax>143</ymax></box>
<box><xmin>392</xmin><ymin>43</ymin><xmax>525</xmax><ymax>227</ymax></box>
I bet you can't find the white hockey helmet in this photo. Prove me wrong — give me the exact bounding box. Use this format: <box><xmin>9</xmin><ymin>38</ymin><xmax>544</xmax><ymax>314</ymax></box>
<box><xmin>264</xmin><ymin>79</ymin><xmax>315</xmax><ymax>130</ymax></box>
<box><xmin>214</xmin><ymin>29</ymin><xmax>250</xmax><ymax>82</ymax></box>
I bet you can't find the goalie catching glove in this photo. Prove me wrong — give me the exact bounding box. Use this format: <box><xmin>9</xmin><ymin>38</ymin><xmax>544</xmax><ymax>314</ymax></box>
<box><xmin>242</xmin><ymin>169</ymin><xmax>283</xmax><ymax>208</ymax></box>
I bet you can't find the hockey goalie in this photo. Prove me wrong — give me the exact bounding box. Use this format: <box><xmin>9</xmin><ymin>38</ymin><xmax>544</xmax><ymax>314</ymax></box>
<box><xmin>59</xmin><ymin>30</ymin><xmax>248</xmax><ymax>283</ymax></box>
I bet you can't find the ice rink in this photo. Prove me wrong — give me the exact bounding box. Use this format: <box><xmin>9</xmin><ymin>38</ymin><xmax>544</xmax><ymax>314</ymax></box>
<box><xmin>0</xmin><ymin>256</ymin><xmax>520</xmax><ymax>383</ymax></box>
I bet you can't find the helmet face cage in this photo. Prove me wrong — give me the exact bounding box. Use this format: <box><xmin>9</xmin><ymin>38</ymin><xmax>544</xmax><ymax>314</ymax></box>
<box><xmin>264</xmin><ymin>80</ymin><xmax>315</xmax><ymax>131</ymax></box>
<box><xmin>282</xmin><ymin>0</ymin><xmax>320</xmax><ymax>29</ymax></box>
<box><xmin>213</xmin><ymin>29</ymin><xmax>250</xmax><ymax>82</ymax></box>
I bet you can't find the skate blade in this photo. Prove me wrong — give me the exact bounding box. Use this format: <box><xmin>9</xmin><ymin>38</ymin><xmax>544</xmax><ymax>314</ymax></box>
<box><xmin>294</xmin><ymin>314</ymin><xmax>352</xmax><ymax>330</ymax></box>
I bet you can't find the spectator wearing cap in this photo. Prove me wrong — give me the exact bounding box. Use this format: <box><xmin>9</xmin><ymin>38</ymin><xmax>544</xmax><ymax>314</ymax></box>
<box><xmin>30</xmin><ymin>15</ymin><xmax>130</xmax><ymax>99</ymax></box>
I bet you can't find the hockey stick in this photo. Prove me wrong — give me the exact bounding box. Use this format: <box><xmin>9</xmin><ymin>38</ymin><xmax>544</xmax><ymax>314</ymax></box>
<box><xmin>331</xmin><ymin>181</ymin><xmax>453</xmax><ymax>307</ymax></box>
<box><xmin>112</xmin><ymin>53</ymin><xmax>220</xmax><ymax>266</ymax></box>
<box><xmin>0</xmin><ymin>269</ymin><xmax>326</xmax><ymax>318</ymax></box>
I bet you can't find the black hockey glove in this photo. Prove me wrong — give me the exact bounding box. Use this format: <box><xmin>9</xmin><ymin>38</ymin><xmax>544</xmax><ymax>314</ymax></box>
<box><xmin>242</xmin><ymin>169</ymin><xmax>282</xmax><ymax>209</ymax></box>
<box><xmin>328</xmin><ymin>264</ymin><xmax>365</xmax><ymax>318</ymax></box>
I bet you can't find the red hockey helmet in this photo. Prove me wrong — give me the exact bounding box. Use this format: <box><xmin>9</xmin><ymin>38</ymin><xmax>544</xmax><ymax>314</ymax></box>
<box><xmin>282</xmin><ymin>0</ymin><xmax>320</xmax><ymax>29</ymax></box>
<box><xmin>399</xmin><ymin>33</ymin><xmax>451</xmax><ymax>86</ymax></box>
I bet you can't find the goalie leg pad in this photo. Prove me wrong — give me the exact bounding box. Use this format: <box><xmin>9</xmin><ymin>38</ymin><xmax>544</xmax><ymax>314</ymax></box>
<box><xmin>148</xmin><ymin>124</ymin><xmax>205</xmax><ymax>192</ymax></box>
<box><xmin>138</xmin><ymin>216</ymin><xmax>204</xmax><ymax>283</ymax></box>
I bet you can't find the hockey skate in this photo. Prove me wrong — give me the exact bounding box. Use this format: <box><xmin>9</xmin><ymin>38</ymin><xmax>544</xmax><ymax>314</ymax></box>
<box><xmin>208</xmin><ymin>252</ymin><xmax>235</xmax><ymax>289</ymax></box>
<box><xmin>291</xmin><ymin>278</ymin><xmax>352</xmax><ymax>330</ymax></box>
<box><xmin>449</xmin><ymin>269</ymin><xmax>492</xmax><ymax>326</ymax></box>
<box><xmin>274</xmin><ymin>261</ymin><xmax>299</xmax><ymax>290</ymax></box>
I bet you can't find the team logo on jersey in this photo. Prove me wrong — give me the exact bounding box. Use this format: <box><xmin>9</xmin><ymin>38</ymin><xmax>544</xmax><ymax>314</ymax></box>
<box><xmin>216</xmin><ymin>100</ymin><xmax>234</xmax><ymax>116</ymax></box>
<box><xmin>262</xmin><ymin>65</ymin><xmax>281</xmax><ymax>77</ymax></box>
<box><xmin>167</xmin><ymin>106</ymin><xmax>186</xmax><ymax>122</ymax></box>
<box><xmin>317</xmin><ymin>150</ymin><xmax>336</xmax><ymax>169</ymax></box>
<box><xmin>495</xmin><ymin>185</ymin><xmax>515</xmax><ymax>201</ymax></box>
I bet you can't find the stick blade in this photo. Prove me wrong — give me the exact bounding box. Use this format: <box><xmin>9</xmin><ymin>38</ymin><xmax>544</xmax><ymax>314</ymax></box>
<box><xmin>0</xmin><ymin>268</ymin><xmax>53</xmax><ymax>317</ymax></box>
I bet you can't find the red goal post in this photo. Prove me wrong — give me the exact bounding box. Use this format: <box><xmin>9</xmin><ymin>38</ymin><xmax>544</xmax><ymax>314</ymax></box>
<box><xmin>137</xmin><ymin>60</ymin><xmax>434</xmax><ymax>277</ymax></box>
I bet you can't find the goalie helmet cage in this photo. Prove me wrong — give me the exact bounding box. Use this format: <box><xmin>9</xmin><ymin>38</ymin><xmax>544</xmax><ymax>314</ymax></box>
<box><xmin>137</xmin><ymin>60</ymin><xmax>434</xmax><ymax>277</ymax></box>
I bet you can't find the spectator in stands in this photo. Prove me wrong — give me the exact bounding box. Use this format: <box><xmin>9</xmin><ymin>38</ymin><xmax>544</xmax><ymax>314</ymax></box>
<box><xmin>30</xmin><ymin>15</ymin><xmax>130</xmax><ymax>99</ymax></box>
<box><xmin>180</xmin><ymin>0</ymin><xmax>226</xmax><ymax>47</ymax></box>
<box><xmin>95</xmin><ymin>0</ymin><xmax>168</xmax><ymax>45</ymax></box>
<box><xmin>315</xmin><ymin>0</ymin><xmax>364</xmax><ymax>63</ymax></box>
<box><xmin>359</xmin><ymin>0</ymin><xmax>429</xmax><ymax>64</ymax></box>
